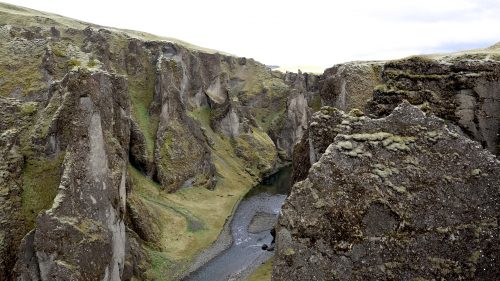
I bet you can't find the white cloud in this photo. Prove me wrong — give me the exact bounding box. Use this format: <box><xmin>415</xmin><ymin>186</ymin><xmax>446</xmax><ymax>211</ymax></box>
<box><xmin>2</xmin><ymin>0</ymin><xmax>500</xmax><ymax>67</ymax></box>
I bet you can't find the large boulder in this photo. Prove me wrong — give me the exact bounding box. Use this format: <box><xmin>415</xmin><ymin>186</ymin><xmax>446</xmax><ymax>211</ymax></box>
<box><xmin>274</xmin><ymin>102</ymin><xmax>500</xmax><ymax>281</ymax></box>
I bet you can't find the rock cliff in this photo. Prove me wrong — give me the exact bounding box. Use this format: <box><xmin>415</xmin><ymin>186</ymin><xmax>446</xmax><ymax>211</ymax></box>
<box><xmin>275</xmin><ymin>102</ymin><xmax>500</xmax><ymax>280</ymax></box>
<box><xmin>0</xmin><ymin>3</ymin><xmax>321</xmax><ymax>280</ymax></box>
<box><xmin>2</xmin><ymin>2</ymin><xmax>500</xmax><ymax>281</ymax></box>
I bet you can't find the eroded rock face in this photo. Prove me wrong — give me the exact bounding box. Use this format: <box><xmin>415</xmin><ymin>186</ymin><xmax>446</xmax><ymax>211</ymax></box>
<box><xmin>0</xmin><ymin>99</ymin><xmax>32</xmax><ymax>281</ymax></box>
<box><xmin>274</xmin><ymin>71</ymin><xmax>320</xmax><ymax>159</ymax></box>
<box><xmin>367</xmin><ymin>57</ymin><xmax>500</xmax><ymax>156</ymax></box>
<box><xmin>291</xmin><ymin>107</ymin><xmax>364</xmax><ymax>184</ymax></box>
<box><xmin>275</xmin><ymin>102</ymin><xmax>500</xmax><ymax>280</ymax></box>
<box><xmin>319</xmin><ymin>62</ymin><xmax>382</xmax><ymax>111</ymax></box>
<box><xmin>0</xmin><ymin>4</ymin><xmax>323</xmax><ymax>279</ymax></box>
<box><xmin>14</xmin><ymin>70</ymin><xmax>131</xmax><ymax>281</ymax></box>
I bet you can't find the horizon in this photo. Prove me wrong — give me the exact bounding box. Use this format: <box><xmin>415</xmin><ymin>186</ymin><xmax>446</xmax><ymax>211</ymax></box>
<box><xmin>2</xmin><ymin>0</ymin><xmax>500</xmax><ymax>70</ymax></box>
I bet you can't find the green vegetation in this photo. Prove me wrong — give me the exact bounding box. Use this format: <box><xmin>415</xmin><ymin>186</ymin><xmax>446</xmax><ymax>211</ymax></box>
<box><xmin>68</xmin><ymin>59</ymin><xmax>81</xmax><ymax>68</ymax></box>
<box><xmin>0</xmin><ymin>38</ymin><xmax>47</xmax><ymax>96</ymax></box>
<box><xmin>52</xmin><ymin>47</ymin><xmax>67</xmax><ymax>58</ymax></box>
<box><xmin>87</xmin><ymin>58</ymin><xmax>98</xmax><ymax>68</ymax></box>
<box><xmin>248</xmin><ymin>258</ymin><xmax>273</xmax><ymax>281</ymax></box>
<box><xmin>144</xmin><ymin>248</ymin><xmax>178</xmax><ymax>281</ymax></box>
<box><xmin>253</xmin><ymin>107</ymin><xmax>285</xmax><ymax>132</ymax></box>
<box><xmin>130</xmin><ymin>106</ymin><xmax>279</xmax><ymax>279</ymax></box>
<box><xmin>0</xmin><ymin>3</ymin><xmax>226</xmax><ymax>55</ymax></box>
<box><xmin>128</xmin><ymin>70</ymin><xmax>157</xmax><ymax>159</ymax></box>
<box><xmin>21</xmin><ymin>154</ymin><xmax>64</xmax><ymax>229</ymax></box>
<box><xmin>454</xmin><ymin>53</ymin><xmax>488</xmax><ymax>60</ymax></box>
<box><xmin>397</xmin><ymin>55</ymin><xmax>435</xmax><ymax>64</ymax></box>
<box><xmin>309</xmin><ymin>94</ymin><xmax>322</xmax><ymax>112</ymax></box>
<box><xmin>19</xmin><ymin>102</ymin><xmax>38</xmax><ymax>116</ymax></box>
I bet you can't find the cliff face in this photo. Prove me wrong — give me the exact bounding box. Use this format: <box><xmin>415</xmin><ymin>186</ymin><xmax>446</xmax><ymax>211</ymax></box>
<box><xmin>275</xmin><ymin>102</ymin><xmax>500</xmax><ymax>280</ymax></box>
<box><xmin>367</xmin><ymin>55</ymin><xmax>500</xmax><ymax>156</ymax></box>
<box><xmin>280</xmin><ymin>45</ymin><xmax>500</xmax><ymax>280</ymax></box>
<box><xmin>13</xmin><ymin>70</ymin><xmax>131</xmax><ymax>281</ymax></box>
<box><xmin>293</xmin><ymin>48</ymin><xmax>500</xmax><ymax>185</ymax></box>
<box><xmin>0</xmin><ymin>3</ymin><xmax>321</xmax><ymax>280</ymax></box>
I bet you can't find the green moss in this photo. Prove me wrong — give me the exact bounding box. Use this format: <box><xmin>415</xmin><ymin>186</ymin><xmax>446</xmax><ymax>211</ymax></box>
<box><xmin>128</xmin><ymin>65</ymin><xmax>157</xmax><ymax>159</ymax></box>
<box><xmin>247</xmin><ymin>257</ymin><xmax>273</xmax><ymax>281</ymax></box>
<box><xmin>399</xmin><ymin>55</ymin><xmax>435</xmax><ymax>64</ymax></box>
<box><xmin>188</xmin><ymin>107</ymin><xmax>211</xmax><ymax>128</ymax></box>
<box><xmin>21</xmin><ymin>154</ymin><xmax>64</xmax><ymax>229</ymax></box>
<box><xmin>19</xmin><ymin>102</ymin><xmax>38</xmax><ymax>116</ymax></box>
<box><xmin>455</xmin><ymin>53</ymin><xmax>488</xmax><ymax>60</ymax></box>
<box><xmin>254</xmin><ymin>107</ymin><xmax>286</xmax><ymax>132</ymax></box>
<box><xmin>384</xmin><ymin>70</ymin><xmax>446</xmax><ymax>81</ymax></box>
<box><xmin>68</xmin><ymin>59</ymin><xmax>81</xmax><ymax>68</ymax></box>
<box><xmin>491</xmin><ymin>54</ymin><xmax>500</xmax><ymax>61</ymax></box>
<box><xmin>233</xmin><ymin>128</ymin><xmax>277</xmax><ymax>175</ymax></box>
<box><xmin>52</xmin><ymin>47</ymin><xmax>66</xmax><ymax>58</ymax></box>
<box><xmin>87</xmin><ymin>58</ymin><xmax>98</xmax><ymax>68</ymax></box>
<box><xmin>309</xmin><ymin>94</ymin><xmax>322</xmax><ymax>112</ymax></box>
<box><xmin>157</xmin><ymin>119</ymin><xmax>213</xmax><ymax>190</ymax></box>
<box><xmin>144</xmin><ymin>247</ymin><xmax>177</xmax><ymax>281</ymax></box>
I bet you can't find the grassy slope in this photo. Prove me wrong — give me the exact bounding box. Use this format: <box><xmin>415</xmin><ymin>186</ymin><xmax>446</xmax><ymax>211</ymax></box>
<box><xmin>0</xmin><ymin>2</ymin><xmax>227</xmax><ymax>55</ymax></box>
<box><xmin>247</xmin><ymin>257</ymin><xmax>273</xmax><ymax>281</ymax></box>
<box><xmin>132</xmin><ymin>107</ymin><xmax>262</xmax><ymax>280</ymax></box>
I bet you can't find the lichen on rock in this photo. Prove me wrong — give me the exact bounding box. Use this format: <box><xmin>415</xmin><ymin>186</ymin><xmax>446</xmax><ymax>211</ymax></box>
<box><xmin>275</xmin><ymin>102</ymin><xmax>500</xmax><ymax>280</ymax></box>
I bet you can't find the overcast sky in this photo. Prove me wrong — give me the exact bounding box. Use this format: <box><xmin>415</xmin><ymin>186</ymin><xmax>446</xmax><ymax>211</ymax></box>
<box><xmin>3</xmin><ymin>0</ymin><xmax>500</xmax><ymax>68</ymax></box>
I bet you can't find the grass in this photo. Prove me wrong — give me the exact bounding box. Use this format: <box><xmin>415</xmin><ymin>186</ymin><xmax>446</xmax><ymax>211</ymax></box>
<box><xmin>21</xmin><ymin>154</ymin><xmax>64</xmax><ymax>229</ymax></box>
<box><xmin>130</xmin><ymin>106</ymin><xmax>280</xmax><ymax>279</ymax></box>
<box><xmin>129</xmin><ymin>73</ymin><xmax>157</xmax><ymax>159</ymax></box>
<box><xmin>131</xmin><ymin>107</ymin><xmax>263</xmax><ymax>279</ymax></box>
<box><xmin>0</xmin><ymin>37</ymin><xmax>47</xmax><ymax>96</ymax></box>
<box><xmin>247</xmin><ymin>257</ymin><xmax>273</xmax><ymax>281</ymax></box>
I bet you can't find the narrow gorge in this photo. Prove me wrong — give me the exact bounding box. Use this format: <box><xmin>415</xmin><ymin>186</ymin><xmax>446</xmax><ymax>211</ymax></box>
<box><xmin>0</xmin><ymin>3</ymin><xmax>498</xmax><ymax>281</ymax></box>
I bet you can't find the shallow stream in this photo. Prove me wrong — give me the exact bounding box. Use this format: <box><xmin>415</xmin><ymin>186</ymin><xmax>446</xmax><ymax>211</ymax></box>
<box><xmin>183</xmin><ymin>166</ymin><xmax>291</xmax><ymax>281</ymax></box>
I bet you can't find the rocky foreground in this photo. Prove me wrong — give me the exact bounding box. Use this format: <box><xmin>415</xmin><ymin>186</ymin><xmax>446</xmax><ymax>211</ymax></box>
<box><xmin>0</xmin><ymin>2</ymin><xmax>499</xmax><ymax>281</ymax></box>
<box><xmin>276</xmin><ymin>47</ymin><xmax>500</xmax><ymax>280</ymax></box>
<box><xmin>275</xmin><ymin>102</ymin><xmax>499</xmax><ymax>280</ymax></box>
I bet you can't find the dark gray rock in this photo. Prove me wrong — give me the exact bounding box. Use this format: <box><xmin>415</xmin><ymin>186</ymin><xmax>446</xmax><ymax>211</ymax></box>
<box><xmin>274</xmin><ymin>102</ymin><xmax>500</xmax><ymax>281</ymax></box>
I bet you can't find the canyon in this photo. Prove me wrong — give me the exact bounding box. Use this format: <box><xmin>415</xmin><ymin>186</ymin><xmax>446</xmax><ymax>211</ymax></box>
<box><xmin>0</xmin><ymin>2</ymin><xmax>499</xmax><ymax>281</ymax></box>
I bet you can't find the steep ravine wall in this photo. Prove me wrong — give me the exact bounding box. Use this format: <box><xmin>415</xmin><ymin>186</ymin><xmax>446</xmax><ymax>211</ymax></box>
<box><xmin>0</xmin><ymin>3</ymin><xmax>320</xmax><ymax>280</ymax></box>
<box><xmin>2</xmin><ymin>3</ymin><xmax>499</xmax><ymax>281</ymax></box>
<box><xmin>279</xmin><ymin>47</ymin><xmax>500</xmax><ymax>280</ymax></box>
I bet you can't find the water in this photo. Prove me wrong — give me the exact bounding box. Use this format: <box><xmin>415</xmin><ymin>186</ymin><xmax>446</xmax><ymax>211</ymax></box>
<box><xmin>184</xmin><ymin>166</ymin><xmax>291</xmax><ymax>281</ymax></box>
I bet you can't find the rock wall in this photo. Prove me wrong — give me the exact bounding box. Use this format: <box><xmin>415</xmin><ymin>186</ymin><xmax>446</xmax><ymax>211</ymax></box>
<box><xmin>275</xmin><ymin>102</ymin><xmax>500</xmax><ymax>280</ymax></box>
<box><xmin>0</xmin><ymin>3</ymin><xmax>321</xmax><ymax>280</ymax></box>
<box><xmin>12</xmin><ymin>70</ymin><xmax>131</xmax><ymax>280</ymax></box>
<box><xmin>367</xmin><ymin>56</ymin><xmax>500</xmax><ymax>156</ymax></box>
<box><xmin>319</xmin><ymin>62</ymin><xmax>382</xmax><ymax>111</ymax></box>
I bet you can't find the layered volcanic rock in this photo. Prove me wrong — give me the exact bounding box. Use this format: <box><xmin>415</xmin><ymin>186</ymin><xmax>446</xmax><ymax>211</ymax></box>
<box><xmin>13</xmin><ymin>70</ymin><xmax>131</xmax><ymax>280</ymax></box>
<box><xmin>274</xmin><ymin>102</ymin><xmax>500</xmax><ymax>280</ymax></box>
<box><xmin>367</xmin><ymin>55</ymin><xmax>500</xmax><ymax>156</ymax></box>
<box><xmin>0</xmin><ymin>3</ymin><xmax>321</xmax><ymax>280</ymax></box>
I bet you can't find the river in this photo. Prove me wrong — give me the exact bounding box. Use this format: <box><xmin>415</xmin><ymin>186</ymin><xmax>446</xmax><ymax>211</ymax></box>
<box><xmin>183</xmin><ymin>166</ymin><xmax>291</xmax><ymax>281</ymax></box>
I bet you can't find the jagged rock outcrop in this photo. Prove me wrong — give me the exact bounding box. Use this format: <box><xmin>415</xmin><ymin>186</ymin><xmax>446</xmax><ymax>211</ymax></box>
<box><xmin>367</xmin><ymin>55</ymin><xmax>500</xmax><ymax>156</ymax></box>
<box><xmin>273</xmin><ymin>71</ymin><xmax>320</xmax><ymax>159</ymax></box>
<box><xmin>13</xmin><ymin>70</ymin><xmax>131</xmax><ymax>280</ymax></box>
<box><xmin>291</xmin><ymin>107</ymin><xmax>365</xmax><ymax>184</ymax></box>
<box><xmin>0</xmin><ymin>99</ymin><xmax>34</xmax><ymax>281</ymax></box>
<box><xmin>274</xmin><ymin>102</ymin><xmax>500</xmax><ymax>280</ymax></box>
<box><xmin>316</xmin><ymin>48</ymin><xmax>500</xmax><ymax>158</ymax></box>
<box><xmin>0</xmin><ymin>3</ymin><xmax>321</xmax><ymax>280</ymax></box>
<box><xmin>319</xmin><ymin>62</ymin><xmax>382</xmax><ymax>111</ymax></box>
